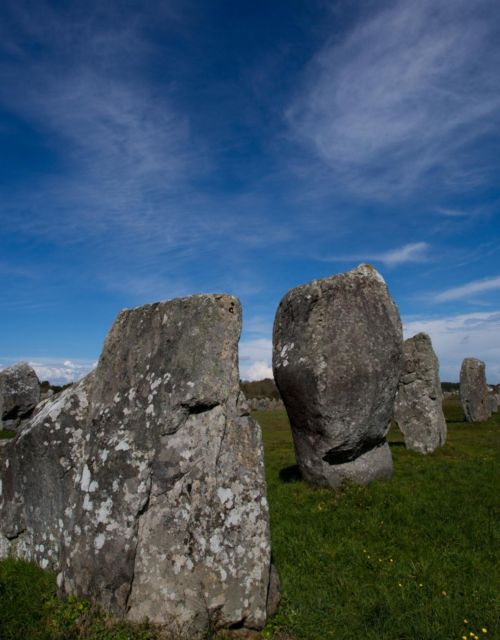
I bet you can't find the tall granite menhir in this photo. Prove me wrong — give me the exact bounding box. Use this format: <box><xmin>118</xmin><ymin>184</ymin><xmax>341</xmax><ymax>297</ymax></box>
<box><xmin>394</xmin><ymin>333</ymin><xmax>447</xmax><ymax>454</ymax></box>
<box><xmin>460</xmin><ymin>357</ymin><xmax>491</xmax><ymax>422</ymax></box>
<box><xmin>0</xmin><ymin>295</ymin><xmax>275</xmax><ymax>637</ymax></box>
<box><xmin>273</xmin><ymin>264</ymin><xmax>403</xmax><ymax>488</ymax></box>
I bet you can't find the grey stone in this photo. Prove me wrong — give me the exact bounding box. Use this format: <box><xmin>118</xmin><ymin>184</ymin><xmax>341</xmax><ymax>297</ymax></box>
<box><xmin>273</xmin><ymin>264</ymin><xmax>403</xmax><ymax>488</ymax></box>
<box><xmin>487</xmin><ymin>394</ymin><xmax>498</xmax><ymax>413</ymax></box>
<box><xmin>394</xmin><ymin>333</ymin><xmax>447</xmax><ymax>454</ymax></box>
<box><xmin>459</xmin><ymin>358</ymin><xmax>491</xmax><ymax>423</ymax></box>
<box><xmin>0</xmin><ymin>362</ymin><xmax>40</xmax><ymax>427</ymax></box>
<box><xmin>266</xmin><ymin>563</ymin><xmax>281</xmax><ymax>617</ymax></box>
<box><xmin>0</xmin><ymin>294</ymin><xmax>274</xmax><ymax>636</ymax></box>
<box><xmin>40</xmin><ymin>389</ymin><xmax>54</xmax><ymax>402</ymax></box>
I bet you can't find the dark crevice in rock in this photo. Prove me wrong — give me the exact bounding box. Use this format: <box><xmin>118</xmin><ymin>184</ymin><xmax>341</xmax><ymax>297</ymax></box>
<box><xmin>59</xmin><ymin>464</ymin><xmax>75</xmax><ymax>480</ymax></box>
<box><xmin>322</xmin><ymin>437</ymin><xmax>386</xmax><ymax>465</ymax></box>
<box><xmin>6</xmin><ymin>527</ymin><xmax>26</xmax><ymax>541</ymax></box>
<box><xmin>227</xmin><ymin>617</ymin><xmax>248</xmax><ymax>630</ymax></box>
<box><xmin>182</xmin><ymin>401</ymin><xmax>220</xmax><ymax>415</ymax></box>
<box><xmin>153</xmin><ymin>468</ymin><xmax>189</xmax><ymax>497</ymax></box>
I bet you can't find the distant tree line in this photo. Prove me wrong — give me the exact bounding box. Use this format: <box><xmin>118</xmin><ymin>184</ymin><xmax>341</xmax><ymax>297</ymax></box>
<box><xmin>240</xmin><ymin>378</ymin><xmax>280</xmax><ymax>400</ymax></box>
<box><xmin>240</xmin><ymin>379</ymin><xmax>463</xmax><ymax>400</ymax></box>
<box><xmin>441</xmin><ymin>382</ymin><xmax>460</xmax><ymax>392</ymax></box>
<box><xmin>40</xmin><ymin>380</ymin><xmax>74</xmax><ymax>395</ymax></box>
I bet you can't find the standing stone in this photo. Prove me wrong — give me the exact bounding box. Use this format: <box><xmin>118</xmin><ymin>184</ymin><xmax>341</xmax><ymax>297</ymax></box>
<box><xmin>394</xmin><ymin>333</ymin><xmax>447</xmax><ymax>453</ymax></box>
<box><xmin>0</xmin><ymin>362</ymin><xmax>40</xmax><ymax>428</ymax></box>
<box><xmin>459</xmin><ymin>358</ymin><xmax>491</xmax><ymax>423</ymax></box>
<box><xmin>0</xmin><ymin>295</ymin><xmax>275</xmax><ymax>636</ymax></box>
<box><xmin>487</xmin><ymin>394</ymin><xmax>498</xmax><ymax>413</ymax></box>
<box><xmin>273</xmin><ymin>264</ymin><xmax>403</xmax><ymax>489</ymax></box>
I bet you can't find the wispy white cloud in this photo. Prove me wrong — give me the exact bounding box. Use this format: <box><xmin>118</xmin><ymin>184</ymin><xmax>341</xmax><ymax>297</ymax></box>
<box><xmin>431</xmin><ymin>275</ymin><xmax>500</xmax><ymax>303</ymax></box>
<box><xmin>0</xmin><ymin>2</ymin><xmax>301</xmax><ymax>306</ymax></box>
<box><xmin>404</xmin><ymin>311</ymin><xmax>500</xmax><ymax>382</ymax></box>
<box><xmin>324</xmin><ymin>241</ymin><xmax>430</xmax><ymax>266</ymax></box>
<box><xmin>287</xmin><ymin>0</ymin><xmax>500</xmax><ymax>198</ymax></box>
<box><xmin>0</xmin><ymin>358</ymin><xmax>96</xmax><ymax>385</ymax></box>
<box><xmin>0</xmin><ymin>5</ymin><xmax>196</xmax><ymax>240</ymax></box>
<box><xmin>243</xmin><ymin>361</ymin><xmax>273</xmax><ymax>381</ymax></box>
<box><xmin>434</xmin><ymin>207</ymin><xmax>470</xmax><ymax>218</ymax></box>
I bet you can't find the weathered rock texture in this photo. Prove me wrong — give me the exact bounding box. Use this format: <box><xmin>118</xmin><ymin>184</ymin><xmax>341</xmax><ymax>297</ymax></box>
<box><xmin>0</xmin><ymin>295</ymin><xmax>275</xmax><ymax>636</ymax></box>
<box><xmin>273</xmin><ymin>264</ymin><xmax>403</xmax><ymax>488</ymax></box>
<box><xmin>487</xmin><ymin>394</ymin><xmax>498</xmax><ymax>413</ymax></box>
<box><xmin>0</xmin><ymin>362</ymin><xmax>40</xmax><ymax>429</ymax></box>
<box><xmin>460</xmin><ymin>358</ymin><xmax>491</xmax><ymax>423</ymax></box>
<box><xmin>394</xmin><ymin>333</ymin><xmax>447</xmax><ymax>454</ymax></box>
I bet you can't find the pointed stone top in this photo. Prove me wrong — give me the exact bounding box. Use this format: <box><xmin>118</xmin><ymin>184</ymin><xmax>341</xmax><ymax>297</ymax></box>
<box><xmin>352</xmin><ymin>263</ymin><xmax>386</xmax><ymax>284</ymax></box>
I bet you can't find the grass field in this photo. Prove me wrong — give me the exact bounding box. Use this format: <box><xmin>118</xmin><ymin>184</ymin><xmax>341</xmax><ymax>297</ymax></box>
<box><xmin>258</xmin><ymin>397</ymin><xmax>500</xmax><ymax>640</ymax></box>
<box><xmin>0</xmin><ymin>397</ymin><xmax>498</xmax><ymax>639</ymax></box>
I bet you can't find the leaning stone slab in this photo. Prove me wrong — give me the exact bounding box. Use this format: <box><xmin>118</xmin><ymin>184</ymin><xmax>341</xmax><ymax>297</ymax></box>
<box><xmin>0</xmin><ymin>295</ymin><xmax>275</xmax><ymax>637</ymax></box>
<box><xmin>459</xmin><ymin>358</ymin><xmax>491</xmax><ymax>423</ymax></box>
<box><xmin>0</xmin><ymin>362</ymin><xmax>40</xmax><ymax>428</ymax></box>
<box><xmin>273</xmin><ymin>264</ymin><xmax>403</xmax><ymax>489</ymax></box>
<box><xmin>394</xmin><ymin>333</ymin><xmax>447</xmax><ymax>454</ymax></box>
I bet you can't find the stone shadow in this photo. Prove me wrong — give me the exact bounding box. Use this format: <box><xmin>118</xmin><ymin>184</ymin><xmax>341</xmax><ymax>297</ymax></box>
<box><xmin>279</xmin><ymin>464</ymin><xmax>303</xmax><ymax>483</ymax></box>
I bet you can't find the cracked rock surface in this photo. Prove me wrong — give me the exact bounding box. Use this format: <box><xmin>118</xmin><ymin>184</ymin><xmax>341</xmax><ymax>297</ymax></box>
<box><xmin>0</xmin><ymin>362</ymin><xmax>40</xmax><ymax>429</ymax></box>
<box><xmin>394</xmin><ymin>333</ymin><xmax>447</xmax><ymax>454</ymax></box>
<box><xmin>273</xmin><ymin>264</ymin><xmax>403</xmax><ymax>488</ymax></box>
<box><xmin>0</xmin><ymin>294</ymin><xmax>273</xmax><ymax>637</ymax></box>
<box><xmin>460</xmin><ymin>358</ymin><xmax>491</xmax><ymax>423</ymax></box>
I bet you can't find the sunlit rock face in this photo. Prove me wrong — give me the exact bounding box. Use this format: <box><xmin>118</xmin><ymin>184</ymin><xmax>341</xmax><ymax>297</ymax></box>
<box><xmin>0</xmin><ymin>362</ymin><xmax>40</xmax><ymax>430</ymax></box>
<box><xmin>460</xmin><ymin>358</ymin><xmax>491</xmax><ymax>423</ymax></box>
<box><xmin>0</xmin><ymin>295</ymin><xmax>274</xmax><ymax>637</ymax></box>
<box><xmin>273</xmin><ymin>264</ymin><xmax>403</xmax><ymax>489</ymax></box>
<box><xmin>394</xmin><ymin>333</ymin><xmax>447</xmax><ymax>454</ymax></box>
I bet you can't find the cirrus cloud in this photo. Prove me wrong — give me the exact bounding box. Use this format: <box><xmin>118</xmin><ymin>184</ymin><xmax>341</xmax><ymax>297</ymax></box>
<box><xmin>287</xmin><ymin>0</ymin><xmax>500</xmax><ymax>198</ymax></box>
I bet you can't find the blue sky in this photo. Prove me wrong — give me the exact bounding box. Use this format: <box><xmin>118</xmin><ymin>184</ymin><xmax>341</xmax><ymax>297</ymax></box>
<box><xmin>1</xmin><ymin>0</ymin><xmax>499</xmax><ymax>384</ymax></box>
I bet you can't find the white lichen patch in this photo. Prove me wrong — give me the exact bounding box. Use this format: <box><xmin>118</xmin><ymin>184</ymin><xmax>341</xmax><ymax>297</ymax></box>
<box><xmin>115</xmin><ymin>439</ymin><xmax>130</xmax><ymax>451</ymax></box>
<box><xmin>217</xmin><ymin>487</ymin><xmax>233</xmax><ymax>506</ymax></box>
<box><xmin>83</xmin><ymin>495</ymin><xmax>93</xmax><ymax>512</ymax></box>
<box><xmin>355</xmin><ymin>263</ymin><xmax>386</xmax><ymax>283</ymax></box>
<box><xmin>80</xmin><ymin>465</ymin><xmax>92</xmax><ymax>492</ymax></box>
<box><xmin>94</xmin><ymin>533</ymin><xmax>105</xmax><ymax>550</ymax></box>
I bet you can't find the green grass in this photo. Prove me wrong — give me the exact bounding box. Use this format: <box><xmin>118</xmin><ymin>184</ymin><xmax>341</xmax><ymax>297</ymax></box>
<box><xmin>1</xmin><ymin>400</ymin><xmax>498</xmax><ymax>640</ymax></box>
<box><xmin>0</xmin><ymin>559</ymin><xmax>172</xmax><ymax>640</ymax></box>
<box><xmin>0</xmin><ymin>428</ymin><xmax>17</xmax><ymax>439</ymax></box>
<box><xmin>258</xmin><ymin>403</ymin><xmax>500</xmax><ymax>640</ymax></box>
